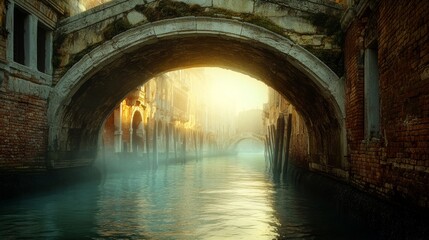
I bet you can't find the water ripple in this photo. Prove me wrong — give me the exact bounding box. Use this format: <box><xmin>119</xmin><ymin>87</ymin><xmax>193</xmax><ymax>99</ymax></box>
<box><xmin>0</xmin><ymin>154</ymin><xmax>372</xmax><ymax>239</ymax></box>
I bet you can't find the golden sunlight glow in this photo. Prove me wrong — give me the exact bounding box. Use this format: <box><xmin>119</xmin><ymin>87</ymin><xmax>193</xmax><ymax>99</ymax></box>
<box><xmin>204</xmin><ymin>67</ymin><xmax>268</xmax><ymax>114</ymax></box>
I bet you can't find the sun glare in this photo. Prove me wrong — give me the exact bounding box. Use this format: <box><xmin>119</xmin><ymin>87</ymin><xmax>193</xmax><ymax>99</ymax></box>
<box><xmin>204</xmin><ymin>67</ymin><xmax>268</xmax><ymax>114</ymax></box>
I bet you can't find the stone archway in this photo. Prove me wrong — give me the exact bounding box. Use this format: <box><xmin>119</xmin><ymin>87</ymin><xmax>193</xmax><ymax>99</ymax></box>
<box><xmin>131</xmin><ymin>110</ymin><xmax>144</xmax><ymax>153</ymax></box>
<box><xmin>47</xmin><ymin>17</ymin><xmax>345</xmax><ymax>171</ymax></box>
<box><xmin>229</xmin><ymin>137</ymin><xmax>265</xmax><ymax>152</ymax></box>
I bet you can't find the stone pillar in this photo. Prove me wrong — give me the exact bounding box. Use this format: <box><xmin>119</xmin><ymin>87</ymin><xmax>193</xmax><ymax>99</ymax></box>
<box><xmin>5</xmin><ymin>2</ymin><xmax>14</xmax><ymax>62</ymax></box>
<box><xmin>114</xmin><ymin>104</ymin><xmax>123</xmax><ymax>152</ymax></box>
<box><xmin>45</xmin><ymin>31</ymin><xmax>53</xmax><ymax>74</ymax></box>
<box><xmin>27</xmin><ymin>15</ymin><xmax>37</xmax><ymax>69</ymax></box>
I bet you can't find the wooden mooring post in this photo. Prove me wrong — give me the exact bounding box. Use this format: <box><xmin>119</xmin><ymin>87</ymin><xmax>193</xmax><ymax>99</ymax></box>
<box><xmin>265</xmin><ymin>114</ymin><xmax>292</xmax><ymax>180</ymax></box>
<box><xmin>273</xmin><ymin>115</ymin><xmax>285</xmax><ymax>179</ymax></box>
<box><xmin>282</xmin><ymin>114</ymin><xmax>292</xmax><ymax>179</ymax></box>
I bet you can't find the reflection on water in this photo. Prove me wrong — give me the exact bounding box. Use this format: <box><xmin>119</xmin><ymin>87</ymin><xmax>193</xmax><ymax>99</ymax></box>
<box><xmin>0</xmin><ymin>154</ymin><xmax>373</xmax><ymax>239</ymax></box>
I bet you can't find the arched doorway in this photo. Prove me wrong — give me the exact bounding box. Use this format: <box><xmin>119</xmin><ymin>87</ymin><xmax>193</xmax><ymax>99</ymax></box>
<box><xmin>131</xmin><ymin>110</ymin><xmax>144</xmax><ymax>153</ymax></box>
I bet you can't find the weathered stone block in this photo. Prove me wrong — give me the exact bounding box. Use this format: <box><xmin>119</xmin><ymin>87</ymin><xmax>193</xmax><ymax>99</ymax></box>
<box><xmin>213</xmin><ymin>0</ymin><xmax>254</xmax><ymax>13</ymax></box>
<box><xmin>127</xmin><ymin>10</ymin><xmax>146</xmax><ymax>25</ymax></box>
<box><xmin>176</xmin><ymin>0</ymin><xmax>212</xmax><ymax>7</ymax></box>
<box><xmin>195</xmin><ymin>17</ymin><xmax>243</xmax><ymax>36</ymax></box>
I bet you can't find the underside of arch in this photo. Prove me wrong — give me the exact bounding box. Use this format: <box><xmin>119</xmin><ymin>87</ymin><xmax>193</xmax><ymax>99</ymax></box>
<box><xmin>48</xmin><ymin>17</ymin><xmax>345</xmax><ymax>172</ymax></box>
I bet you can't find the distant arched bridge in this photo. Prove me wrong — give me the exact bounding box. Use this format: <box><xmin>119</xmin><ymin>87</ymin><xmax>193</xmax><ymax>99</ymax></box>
<box><xmin>227</xmin><ymin>132</ymin><xmax>265</xmax><ymax>151</ymax></box>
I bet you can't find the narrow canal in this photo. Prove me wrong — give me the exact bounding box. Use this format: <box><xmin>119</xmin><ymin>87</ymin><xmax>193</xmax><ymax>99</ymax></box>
<box><xmin>0</xmin><ymin>154</ymin><xmax>375</xmax><ymax>239</ymax></box>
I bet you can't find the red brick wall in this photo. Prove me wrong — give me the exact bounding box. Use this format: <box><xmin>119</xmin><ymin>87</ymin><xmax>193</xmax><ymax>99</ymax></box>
<box><xmin>345</xmin><ymin>0</ymin><xmax>429</xmax><ymax>208</ymax></box>
<box><xmin>0</xmin><ymin>92</ymin><xmax>48</xmax><ymax>171</ymax></box>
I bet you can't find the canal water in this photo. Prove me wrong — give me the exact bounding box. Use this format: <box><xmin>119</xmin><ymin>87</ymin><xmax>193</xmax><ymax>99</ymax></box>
<box><xmin>0</xmin><ymin>154</ymin><xmax>375</xmax><ymax>239</ymax></box>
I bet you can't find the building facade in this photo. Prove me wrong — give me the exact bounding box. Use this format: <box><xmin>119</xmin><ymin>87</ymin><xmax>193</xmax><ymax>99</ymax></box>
<box><xmin>0</xmin><ymin>0</ymin><xmax>64</xmax><ymax>170</ymax></box>
<box><xmin>102</xmin><ymin>69</ymin><xmax>217</xmax><ymax>162</ymax></box>
<box><xmin>342</xmin><ymin>0</ymin><xmax>429</xmax><ymax>207</ymax></box>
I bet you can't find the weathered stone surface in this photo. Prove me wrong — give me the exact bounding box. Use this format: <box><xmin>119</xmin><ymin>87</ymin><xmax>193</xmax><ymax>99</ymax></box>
<box><xmin>176</xmin><ymin>0</ymin><xmax>212</xmax><ymax>7</ymax></box>
<box><xmin>344</xmin><ymin>0</ymin><xmax>429</xmax><ymax>208</ymax></box>
<box><xmin>58</xmin><ymin>0</ymin><xmax>143</xmax><ymax>33</ymax></box>
<box><xmin>213</xmin><ymin>0</ymin><xmax>254</xmax><ymax>13</ymax></box>
<box><xmin>126</xmin><ymin>10</ymin><xmax>146</xmax><ymax>25</ymax></box>
<box><xmin>7</xmin><ymin>77</ymin><xmax>51</xmax><ymax>99</ymax></box>
<box><xmin>240</xmin><ymin>22</ymin><xmax>293</xmax><ymax>54</ymax></box>
<box><xmin>56</xmin><ymin>0</ymin><xmax>341</xmax><ymax>77</ymax></box>
<box><xmin>253</xmin><ymin>3</ymin><xmax>317</xmax><ymax>35</ymax></box>
<box><xmin>49</xmin><ymin>17</ymin><xmax>344</xmax><ymax>183</ymax></box>
<box><xmin>270</xmin><ymin>16</ymin><xmax>317</xmax><ymax>34</ymax></box>
<box><xmin>195</xmin><ymin>17</ymin><xmax>243</xmax><ymax>36</ymax></box>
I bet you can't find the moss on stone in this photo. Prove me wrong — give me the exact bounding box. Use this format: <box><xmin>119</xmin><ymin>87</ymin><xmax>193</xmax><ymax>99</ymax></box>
<box><xmin>57</xmin><ymin>17</ymin><xmax>132</xmax><ymax>72</ymax></box>
<box><xmin>240</xmin><ymin>13</ymin><xmax>284</xmax><ymax>35</ymax></box>
<box><xmin>66</xmin><ymin>42</ymin><xmax>101</xmax><ymax>70</ymax></box>
<box><xmin>52</xmin><ymin>32</ymin><xmax>67</xmax><ymax>68</ymax></box>
<box><xmin>138</xmin><ymin>0</ymin><xmax>203</xmax><ymax>21</ymax></box>
<box><xmin>305</xmin><ymin>46</ymin><xmax>344</xmax><ymax>77</ymax></box>
<box><xmin>307</xmin><ymin>12</ymin><xmax>343</xmax><ymax>46</ymax></box>
<box><xmin>136</xmin><ymin>0</ymin><xmax>286</xmax><ymax>37</ymax></box>
<box><xmin>103</xmin><ymin>18</ymin><xmax>132</xmax><ymax>40</ymax></box>
<box><xmin>59</xmin><ymin>0</ymin><xmax>345</xmax><ymax>76</ymax></box>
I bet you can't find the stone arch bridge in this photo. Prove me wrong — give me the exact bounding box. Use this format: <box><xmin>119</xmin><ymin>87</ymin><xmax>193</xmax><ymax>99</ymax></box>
<box><xmin>0</xmin><ymin>0</ymin><xmax>347</xmax><ymax>175</ymax></box>
<box><xmin>49</xmin><ymin>0</ymin><xmax>345</xmax><ymax>175</ymax></box>
<box><xmin>226</xmin><ymin>132</ymin><xmax>265</xmax><ymax>152</ymax></box>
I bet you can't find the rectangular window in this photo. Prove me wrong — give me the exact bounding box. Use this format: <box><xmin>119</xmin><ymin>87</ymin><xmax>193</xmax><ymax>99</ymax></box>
<box><xmin>364</xmin><ymin>45</ymin><xmax>380</xmax><ymax>139</ymax></box>
<box><xmin>37</xmin><ymin>22</ymin><xmax>47</xmax><ymax>72</ymax></box>
<box><xmin>13</xmin><ymin>7</ymin><xmax>28</xmax><ymax>65</ymax></box>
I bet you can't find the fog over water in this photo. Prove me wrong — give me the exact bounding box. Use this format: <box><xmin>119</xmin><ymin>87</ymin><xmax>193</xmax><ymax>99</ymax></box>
<box><xmin>0</xmin><ymin>68</ymin><xmax>375</xmax><ymax>238</ymax></box>
<box><xmin>0</xmin><ymin>154</ymin><xmax>373</xmax><ymax>239</ymax></box>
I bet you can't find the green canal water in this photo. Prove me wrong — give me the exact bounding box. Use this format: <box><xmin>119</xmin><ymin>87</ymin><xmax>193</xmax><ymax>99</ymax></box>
<box><xmin>0</xmin><ymin>154</ymin><xmax>375</xmax><ymax>239</ymax></box>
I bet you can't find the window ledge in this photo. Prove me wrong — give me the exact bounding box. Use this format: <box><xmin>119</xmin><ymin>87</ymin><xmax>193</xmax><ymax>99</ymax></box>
<box><xmin>8</xmin><ymin>61</ymin><xmax>52</xmax><ymax>85</ymax></box>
